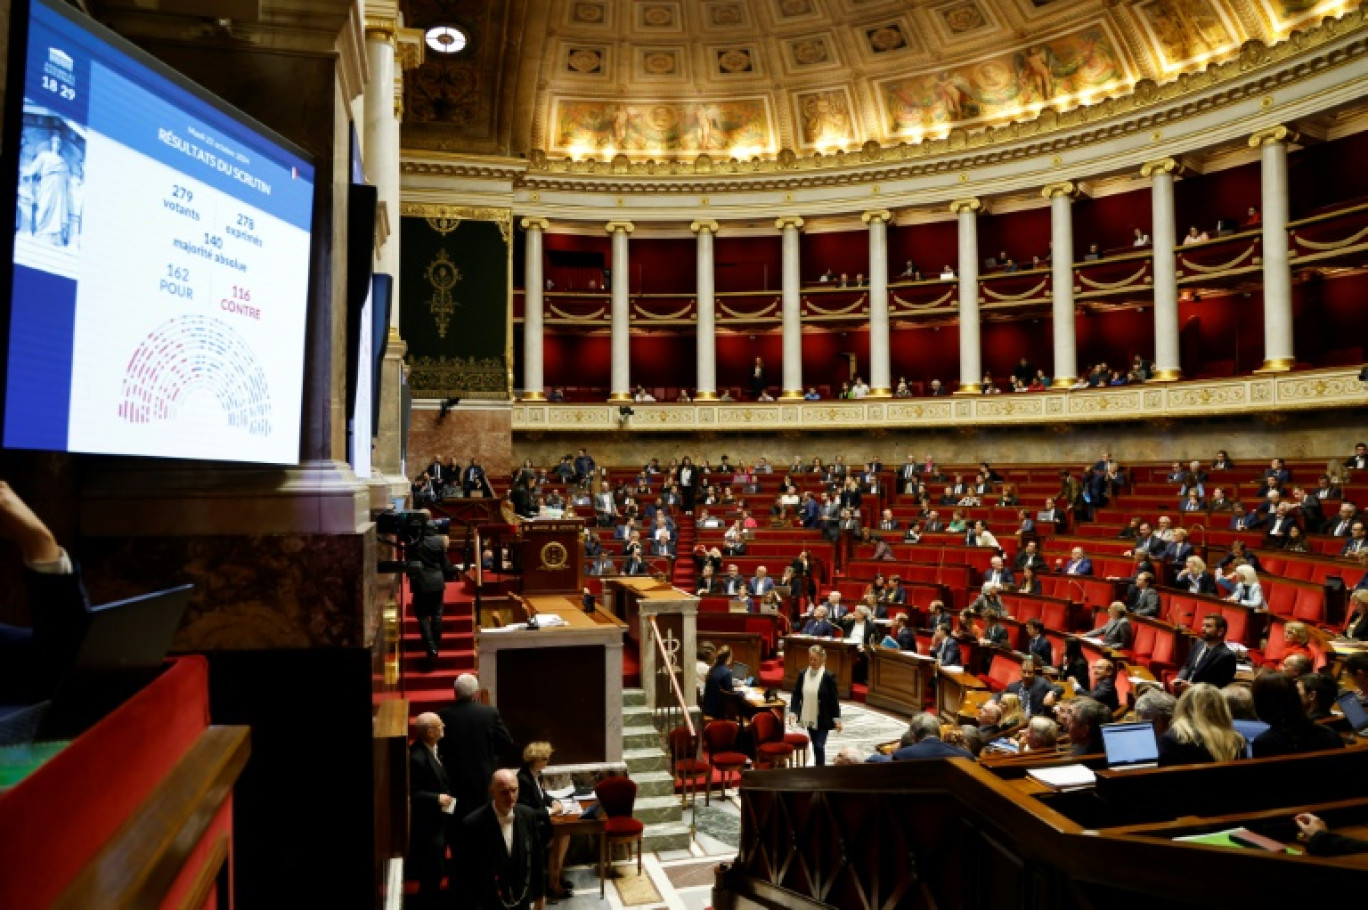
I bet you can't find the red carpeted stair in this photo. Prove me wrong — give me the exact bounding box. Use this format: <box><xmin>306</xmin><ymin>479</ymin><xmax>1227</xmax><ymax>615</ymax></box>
<box><xmin>399</xmin><ymin>575</ymin><xmax>480</xmax><ymax>717</ymax></box>
<box><xmin>671</xmin><ymin>514</ymin><xmax>697</xmax><ymax>590</ymax></box>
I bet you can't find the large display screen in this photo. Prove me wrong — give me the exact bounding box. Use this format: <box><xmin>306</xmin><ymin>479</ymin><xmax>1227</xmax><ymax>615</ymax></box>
<box><xmin>4</xmin><ymin>0</ymin><xmax>315</xmax><ymax>464</ymax></box>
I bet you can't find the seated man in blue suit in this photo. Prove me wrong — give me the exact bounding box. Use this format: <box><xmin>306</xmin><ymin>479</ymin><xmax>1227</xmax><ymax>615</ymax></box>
<box><xmin>891</xmin><ymin>712</ymin><xmax>974</xmax><ymax>760</ymax></box>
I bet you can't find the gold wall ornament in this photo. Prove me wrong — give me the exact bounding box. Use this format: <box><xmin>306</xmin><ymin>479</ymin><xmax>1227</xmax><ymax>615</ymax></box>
<box><xmin>861</xmin><ymin>210</ymin><xmax>893</xmax><ymax>225</ymax></box>
<box><xmin>1249</xmin><ymin>124</ymin><xmax>1300</xmax><ymax>147</ymax></box>
<box><xmin>424</xmin><ymin>250</ymin><xmax>461</xmax><ymax>338</ymax></box>
<box><xmin>1140</xmin><ymin>157</ymin><xmax>1179</xmax><ymax>177</ymax></box>
<box><xmin>1041</xmin><ymin>180</ymin><xmax>1077</xmax><ymax>199</ymax></box>
<box><xmin>427</xmin><ymin>215</ymin><xmax>462</xmax><ymax>235</ymax></box>
<box><xmin>949</xmin><ymin>197</ymin><xmax>983</xmax><ymax>214</ymax></box>
<box><xmin>407</xmin><ymin>355</ymin><xmax>509</xmax><ymax>399</ymax></box>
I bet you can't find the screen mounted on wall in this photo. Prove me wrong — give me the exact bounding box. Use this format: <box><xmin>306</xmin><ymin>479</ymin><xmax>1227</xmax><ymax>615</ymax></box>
<box><xmin>4</xmin><ymin>0</ymin><xmax>316</xmax><ymax>464</ymax></box>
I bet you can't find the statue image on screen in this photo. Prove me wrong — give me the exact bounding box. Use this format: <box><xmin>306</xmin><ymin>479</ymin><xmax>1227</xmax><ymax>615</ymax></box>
<box><xmin>15</xmin><ymin>111</ymin><xmax>86</xmax><ymax>276</ymax></box>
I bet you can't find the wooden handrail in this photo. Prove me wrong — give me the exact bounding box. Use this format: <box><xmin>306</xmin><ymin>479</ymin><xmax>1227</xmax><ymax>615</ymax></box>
<box><xmin>53</xmin><ymin>726</ymin><xmax>250</xmax><ymax>910</ymax></box>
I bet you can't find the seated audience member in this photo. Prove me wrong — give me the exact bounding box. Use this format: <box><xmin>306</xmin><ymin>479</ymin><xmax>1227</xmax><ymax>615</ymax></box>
<box><xmin>976</xmin><ymin>701</ymin><xmax>1005</xmax><ymax>738</ymax></box>
<box><xmin>1018</xmin><ymin>565</ymin><xmax>1042</xmax><ymax>596</ymax></box>
<box><xmin>1298</xmin><ymin>672</ymin><xmax>1337</xmax><ymax>722</ymax></box>
<box><xmin>1132</xmin><ymin>227</ymin><xmax>1150</xmax><ymax>246</ymax></box>
<box><xmin>1021</xmin><ymin>716</ymin><xmax>1059</xmax><ymax>753</ymax></box>
<box><xmin>1222</xmin><ymin>683</ymin><xmax>1268</xmax><ymax>755</ymax></box>
<box><xmin>1066</xmin><ymin>698</ymin><xmax>1111</xmax><ymax>755</ymax></box>
<box><xmin>892</xmin><ymin>713</ymin><xmax>975</xmax><ymax>760</ymax></box>
<box><xmin>1070</xmin><ymin>658</ymin><xmax>1119</xmax><ymax>713</ymax></box>
<box><xmin>1135</xmin><ymin>688</ymin><xmax>1177</xmax><ymax>738</ymax></box>
<box><xmin>1280</xmin><ymin>620</ymin><xmax>1314</xmax><ymax>666</ymax></box>
<box><xmin>1294</xmin><ymin>814</ymin><xmax>1368</xmax><ymax>856</ymax></box>
<box><xmin>1343</xmin><ymin>520</ymin><xmax>1368</xmax><ymax>557</ymax></box>
<box><xmin>1060</xmin><ymin>546</ymin><xmax>1093</xmax><ymax>576</ymax></box>
<box><xmin>977</xmin><ymin>610</ymin><xmax>1011</xmax><ymax>653</ymax></box>
<box><xmin>1126</xmin><ymin>571</ymin><xmax>1161</xmax><ymax>617</ymax></box>
<box><xmin>1250</xmin><ymin>670</ymin><xmax>1345</xmax><ymax>758</ymax></box>
<box><xmin>1057</xmin><ymin>637</ymin><xmax>1088</xmax><ymax>690</ymax></box>
<box><xmin>1158</xmin><ymin>683</ymin><xmax>1246</xmax><ymax>766</ymax></box>
<box><xmin>801</xmin><ymin>605</ymin><xmax>837</xmax><ymax>638</ymax></box>
<box><xmin>1280</xmin><ymin>652</ymin><xmax>1313</xmax><ymax>679</ymax></box>
<box><xmin>1175</xmin><ymin>556</ymin><xmax>1218</xmax><ymax>596</ymax></box>
<box><xmin>832</xmin><ymin>746</ymin><xmax>867</xmax><ymax>766</ymax></box>
<box><xmin>1084</xmin><ymin>243</ymin><xmax>1101</xmax><ymax>261</ymax></box>
<box><xmin>889</xmin><ymin>613</ymin><xmax>917</xmax><ymax>651</ymax></box>
<box><xmin>702</xmin><ymin>646</ymin><xmax>735</xmax><ymax>718</ymax></box>
<box><xmin>1345</xmin><ymin>588</ymin><xmax>1368</xmax><ymax>640</ymax></box>
<box><xmin>995</xmin><ymin>659</ymin><xmax>1062</xmax><ymax>718</ymax></box>
<box><xmin>1208</xmin><ymin>487</ymin><xmax>1232</xmax><ymax>511</ymax></box>
<box><xmin>1244</xmin><ymin>205</ymin><xmax>1261</xmax><ymax>226</ymax></box>
<box><xmin>1182</xmin><ymin>225</ymin><xmax>1210</xmax><ymax>245</ymax></box>
<box><xmin>1172</xmin><ymin>613</ymin><xmax>1238</xmax><ymax>691</ymax></box>
<box><xmin>1226</xmin><ymin>564</ymin><xmax>1266</xmax><ymax>609</ymax></box>
<box><xmin>1087</xmin><ymin>601</ymin><xmax>1133</xmax><ymax>650</ymax></box>
<box><xmin>929</xmin><ymin>624</ymin><xmax>960</xmax><ymax>666</ymax></box>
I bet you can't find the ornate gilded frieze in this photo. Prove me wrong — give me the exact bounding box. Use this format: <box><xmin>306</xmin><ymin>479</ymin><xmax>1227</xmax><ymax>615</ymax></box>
<box><xmin>512</xmin><ymin>369</ymin><xmax>1366</xmax><ymax>432</ymax></box>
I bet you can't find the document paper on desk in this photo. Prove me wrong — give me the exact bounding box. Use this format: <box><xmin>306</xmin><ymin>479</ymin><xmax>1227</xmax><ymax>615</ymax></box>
<box><xmin>1026</xmin><ymin>764</ymin><xmax>1097</xmax><ymax>790</ymax></box>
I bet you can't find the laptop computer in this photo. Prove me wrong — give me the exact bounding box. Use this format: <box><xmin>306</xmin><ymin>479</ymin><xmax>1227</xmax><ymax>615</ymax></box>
<box><xmin>1336</xmin><ymin>691</ymin><xmax>1368</xmax><ymax>734</ymax></box>
<box><xmin>730</xmin><ymin>662</ymin><xmax>754</xmax><ymax>687</ymax></box>
<box><xmin>1100</xmin><ymin>720</ymin><xmax>1160</xmax><ymax>771</ymax></box>
<box><xmin>38</xmin><ymin>585</ymin><xmax>194</xmax><ymax>740</ymax></box>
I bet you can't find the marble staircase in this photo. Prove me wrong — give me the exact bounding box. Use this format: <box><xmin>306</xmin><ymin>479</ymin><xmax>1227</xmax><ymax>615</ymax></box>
<box><xmin>620</xmin><ymin>688</ymin><xmax>692</xmax><ymax>853</ymax></box>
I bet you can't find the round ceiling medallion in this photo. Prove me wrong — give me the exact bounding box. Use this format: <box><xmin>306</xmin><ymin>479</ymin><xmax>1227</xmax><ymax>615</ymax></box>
<box><xmin>425</xmin><ymin>25</ymin><xmax>468</xmax><ymax>55</ymax></box>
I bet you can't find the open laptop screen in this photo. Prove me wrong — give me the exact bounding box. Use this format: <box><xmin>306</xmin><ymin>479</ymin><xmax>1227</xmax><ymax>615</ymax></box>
<box><xmin>1100</xmin><ymin>721</ymin><xmax>1160</xmax><ymax>768</ymax></box>
<box><xmin>1336</xmin><ymin>692</ymin><xmax>1368</xmax><ymax>734</ymax></box>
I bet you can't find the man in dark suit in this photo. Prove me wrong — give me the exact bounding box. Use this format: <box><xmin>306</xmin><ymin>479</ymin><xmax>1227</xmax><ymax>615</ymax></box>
<box><xmin>573</xmin><ymin>447</ymin><xmax>596</xmax><ymax>485</ymax></box>
<box><xmin>995</xmin><ymin>659</ymin><xmax>1062</xmax><ymax>717</ymax></box>
<box><xmin>407</xmin><ymin>525</ymin><xmax>457</xmax><ymax>663</ymax></box>
<box><xmin>1172</xmin><ymin>613</ymin><xmax>1238</xmax><ymax>692</ymax></box>
<box><xmin>1069</xmin><ymin>658</ymin><xmax>1119</xmax><ymax>713</ymax></box>
<box><xmin>461</xmin><ymin>769</ymin><xmax>546</xmax><ymax>910</ymax></box>
<box><xmin>891</xmin><ymin>712</ymin><xmax>974</xmax><ymax>760</ymax></box>
<box><xmin>930</xmin><ymin>625</ymin><xmax>961</xmax><ymax>666</ymax></box>
<box><xmin>1343</xmin><ymin>521</ymin><xmax>1368</xmax><ymax>557</ymax></box>
<box><xmin>462</xmin><ymin>457</ymin><xmax>487</xmax><ymax>497</ymax></box>
<box><xmin>1330</xmin><ymin>503</ymin><xmax>1358</xmax><ymax>537</ymax></box>
<box><xmin>1061</xmin><ymin>546</ymin><xmax>1093</xmax><ymax>576</ymax></box>
<box><xmin>408</xmin><ymin>713</ymin><xmax>456</xmax><ymax>910</ymax></box>
<box><xmin>436</xmin><ymin>674</ymin><xmax>515</xmax><ymax>827</ymax></box>
<box><xmin>426</xmin><ymin>455</ymin><xmax>449</xmax><ymax>490</ymax></box>
<box><xmin>1024</xmin><ymin>619</ymin><xmax>1053</xmax><ymax>668</ymax></box>
<box><xmin>1347</xmin><ymin>442</ymin><xmax>1368</xmax><ymax>471</ymax></box>
<box><xmin>1126</xmin><ymin>572</ymin><xmax>1161</xmax><ymax>618</ymax></box>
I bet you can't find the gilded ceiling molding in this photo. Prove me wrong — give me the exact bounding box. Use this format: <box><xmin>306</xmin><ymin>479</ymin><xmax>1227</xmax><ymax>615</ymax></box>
<box><xmin>396</xmin><ymin>27</ymin><xmax>426</xmax><ymax>72</ymax></box>
<box><xmin>506</xmin><ymin>9</ymin><xmax>1367</xmax><ymax>191</ymax></box>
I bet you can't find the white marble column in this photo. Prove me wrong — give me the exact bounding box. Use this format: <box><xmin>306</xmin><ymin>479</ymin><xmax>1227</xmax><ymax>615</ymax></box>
<box><xmin>1043</xmin><ymin>182</ymin><xmax>1078</xmax><ymax>387</ymax></box>
<box><xmin>776</xmin><ymin>216</ymin><xmax>805</xmax><ymax>398</ymax></box>
<box><xmin>521</xmin><ymin>218</ymin><xmax>548</xmax><ymax>400</ymax></box>
<box><xmin>691</xmin><ymin>220</ymin><xmax>720</xmax><ymax>400</ymax></box>
<box><xmin>1251</xmin><ymin>126</ymin><xmax>1297</xmax><ymax>373</ymax></box>
<box><xmin>950</xmin><ymin>198</ymin><xmax>983</xmax><ymax>394</ymax></box>
<box><xmin>606</xmin><ymin>221</ymin><xmax>634</xmax><ymax>401</ymax></box>
<box><xmin>863</xmin><ymin>210</ymin><xmax>893</xmax><ymax>397</ymax></box>
<box><xmin>1143</xmin><ymin>157</ymin><xmax>1182</xmax><ymax>381</ymax></box>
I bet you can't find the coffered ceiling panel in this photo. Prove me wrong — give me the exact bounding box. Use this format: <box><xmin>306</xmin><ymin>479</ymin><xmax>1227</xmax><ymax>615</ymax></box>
<box><xmin>398</xmin><ymin>0</ymin><xmax>1361</xmax><ymax>158</ymax></box>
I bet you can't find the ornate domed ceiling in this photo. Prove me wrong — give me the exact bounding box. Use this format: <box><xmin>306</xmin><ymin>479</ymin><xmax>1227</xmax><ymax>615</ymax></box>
<box><xmin>399</xmin><ymin>0</ymin><xmax>1358</xmax><ymax>160</ymax></box>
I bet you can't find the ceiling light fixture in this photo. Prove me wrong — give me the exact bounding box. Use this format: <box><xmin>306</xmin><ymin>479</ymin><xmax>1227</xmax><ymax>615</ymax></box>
<box><xmin>425</xmin><ymin>24</ymin><xmax>468</xmax><ymax>55</ymax></box>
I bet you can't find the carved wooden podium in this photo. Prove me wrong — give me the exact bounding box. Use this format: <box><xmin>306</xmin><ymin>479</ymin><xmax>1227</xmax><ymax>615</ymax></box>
<box><xmin>519</xmin><ymin>518</ymin><xmax>584</xmax><ymax>595</ymax></box>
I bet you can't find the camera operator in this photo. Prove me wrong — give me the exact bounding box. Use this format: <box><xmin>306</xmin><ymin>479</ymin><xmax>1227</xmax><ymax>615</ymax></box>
<box><xmin>408</xmin><ymin>521</ymin><xmax>457</xmax><ymax>667</ymax></box>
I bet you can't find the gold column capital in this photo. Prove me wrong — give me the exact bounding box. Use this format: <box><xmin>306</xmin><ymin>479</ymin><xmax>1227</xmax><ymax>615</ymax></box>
<box><xmin>774</xmin><ymin>216</ymin><xmax>805</xmax><ymax>232</ymax></box>
<box><xmin>1249</xmin><ymin>125</ymin><xmax>1299</xmax><ymax>148</ymax></box>
<box><xmin>396</xmin><ymin>27</ymin><xmax>426</xmax><ymax>71</ymax></box>
<box><xmin>1041</xmin><ymin>180</ymin><xmax>1077</xmax><ymax>199</ymax></box>
<box><xmin>690</xmin><ymin>220</ymin><xmax>720</xmax><ymax>234</ymax></box>
<box><xmin>861</xmin><ymin>209</ymin><xmax>893</xmax><ymax>225</ymax></box>
<box><xmin>521</xmin><ymin>217</ymin><xmax>550</xmax><ymax>231</ymax></box>
<box><xmin>1141</xmin><ymin>157</ymin><xmax>1180</xmax><ymax>178</ymax></box>
<box><xmin>364</xmin><ymin>16</ymin><xmax>398</xmax><ymax>45</ymax></box>
<box><xmin>949</xmin><ymin>197</ymin><xmax>982</xmax><ymax>215</ymax></box>
<box><xmin>605</xmin><ymin>221</ymin><xmax>635</xmax><ymax>235</ymax></box>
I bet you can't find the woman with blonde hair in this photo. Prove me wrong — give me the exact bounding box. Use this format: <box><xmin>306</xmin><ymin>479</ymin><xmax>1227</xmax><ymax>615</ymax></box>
<box><xmin>1158</xmin><ymin>682</ymin><xmax>1246</xmax><ymax>765</ymax></box>
<box><xmin>518</xmin><ymin>741</ymin><xmax>574</xmax><ymax>899</ymax></box>
<box><xmin>1346</xmin><ymin>588</ymin><xmax>1368</xmax><ymax>641</ymax></box>
<box><xmin>1226</xmin><ymin>563</ymin><xmax>1265</xmax><ymax>609</ymax></box>
<box><xmin>997</xmin><ymin>692</ymin><xmax>1024</xmax><ymax>729</ymax></box>
<box><xmin>1282</xmin><ymin>620</ymin><xmax>1313</xmax><ymax>663</ymax></box>
<box><xmin>1326</xmin><ymin>458</ymin><xmax>1351</xmax><ymax>487</ymax></box>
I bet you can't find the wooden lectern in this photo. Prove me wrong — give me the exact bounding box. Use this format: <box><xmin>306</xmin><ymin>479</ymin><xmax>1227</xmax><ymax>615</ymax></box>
<box><xmin>519</xmin><ymin>519</ymin><xmax>584</xmax><ymax>594</ymax></box>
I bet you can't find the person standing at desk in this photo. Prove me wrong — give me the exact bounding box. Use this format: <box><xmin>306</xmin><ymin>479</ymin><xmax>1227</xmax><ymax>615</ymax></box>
<box><xmin>789</xmin><ymin>644</ymin><xmax>843</xmax><ymax>766</ymax></box>
<box><xmin>702</xmin><ymin>646</ymin><xmax>736</xmax><ymax>718</ymax></box>
<box><xmin>517</xmin><ymin>741</ymin><xmax>573</xmax><ymax>901</ymax></box>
